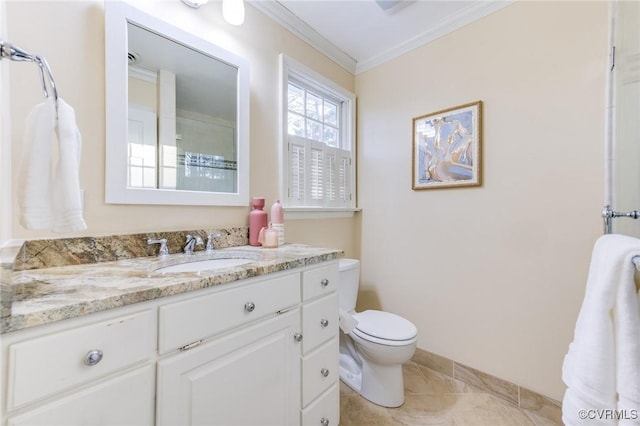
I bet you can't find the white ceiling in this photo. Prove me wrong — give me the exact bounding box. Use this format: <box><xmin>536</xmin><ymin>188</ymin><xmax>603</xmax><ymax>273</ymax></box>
<box><xmin>250</xmin><ymin>0</ymin><xmax>515</xmax><ymax>74</ymax></box>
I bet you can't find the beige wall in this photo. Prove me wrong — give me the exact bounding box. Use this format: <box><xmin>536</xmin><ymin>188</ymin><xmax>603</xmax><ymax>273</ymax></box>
<box><xmin>5</xmin><ymin>0</ymin><xmax>611</xmax><ymax>402</ymax></box>
<box><xmin>5</xmin><ymin>0</ymin><xmax>358</xmax><ymax>257</ymax></box>
<box><xmin>355</xmin><ymin>1</ymin><xmax>607</xmax><ymax>400</ymax></box>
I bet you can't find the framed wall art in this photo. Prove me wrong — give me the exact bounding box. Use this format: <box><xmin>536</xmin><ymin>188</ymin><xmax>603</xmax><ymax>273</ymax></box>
<box><xmin>412</xmin><ymin>101</ymin><xmax>482</xmax><ymax>190</ymax></box>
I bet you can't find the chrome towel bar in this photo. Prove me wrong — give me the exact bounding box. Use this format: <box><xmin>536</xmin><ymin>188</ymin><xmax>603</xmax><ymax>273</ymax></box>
<box><xmin>0</xmin><ymin>40</ymin><xmax>59</xmax><ymax>106</ymax></box>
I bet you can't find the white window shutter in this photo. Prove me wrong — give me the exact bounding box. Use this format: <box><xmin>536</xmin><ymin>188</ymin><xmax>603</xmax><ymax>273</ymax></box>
<box><xmin>325</xmin><ymin>150</ymin><xmax>337</xmax><ymax>202</ymax></box>
<box><xmin>309</xmin><ymin>140</ymin><xmax>325</xmax><ymax>205</ymax></box>
<box><xmin>338</xmin><ymin>150</ymin><xmax>351</xmax><ymax>205</ymax></box>
<box><xmin>288</xmin><ymin>138</ymin><xmax>306</xmax><ymax>202</ymax></box>
<box><xmin>324</xmin><ymin>146</ymin><xmax>351</xmax><ymax>208</ymax></box>
<box><xmin>287</xmin><ymin>135</ymin><xmax>352</xmax><ymax>208</ymax></box>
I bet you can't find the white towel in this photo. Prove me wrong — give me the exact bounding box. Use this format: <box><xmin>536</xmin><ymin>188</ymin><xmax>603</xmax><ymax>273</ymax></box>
<box><xmin>562</xmin><ymin>234</ymin><xmax>640</xmax><ymax>425</ymax></box>
<box><xmin>18</xmin><ymin>97</ymin><xmax>86</xmax><ymax>233</ymax></box>
<box><xmin>51</xmin><ymin>99</ymin><xmax>86</xmax><ymax>233</ymax></box>
<box><xmin>18</xmin><ymin>98</ymin><xmax>56</xmax><ymax>230</ymax></box>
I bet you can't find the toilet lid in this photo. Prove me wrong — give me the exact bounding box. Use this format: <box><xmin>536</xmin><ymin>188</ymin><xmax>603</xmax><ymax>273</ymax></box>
<box><xmin>353</xmin><ymin>310</ymin><xmax>417</xmax><ymax>341</ymax></box>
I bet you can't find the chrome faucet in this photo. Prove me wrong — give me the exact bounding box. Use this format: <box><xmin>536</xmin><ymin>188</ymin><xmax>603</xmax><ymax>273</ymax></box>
<box><xmin>206</xmin><ymin>233</ymin><xmax>222</xmax><ymax>253</ymax></box>
<box><xmin>148</xmin><ymin>238</ymin><xmax>169</xmax><ymax>257</ymax></box>
<box><xmin>183</xmin><ymin>234</ymin><xmax>203</xmax><ymax>255</ymax></box>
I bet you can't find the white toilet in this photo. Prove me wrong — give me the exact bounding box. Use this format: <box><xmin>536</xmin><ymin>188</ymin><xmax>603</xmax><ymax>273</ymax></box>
<box><xmin>338</xmin><ymin>258</ymin><xmax>417</xmax><ymax>408</ymax></box>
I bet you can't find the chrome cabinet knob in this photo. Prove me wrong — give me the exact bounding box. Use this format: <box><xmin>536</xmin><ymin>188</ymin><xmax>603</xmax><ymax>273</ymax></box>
<box><xmin>320</xmin><ymin>417</ymin><xmax>329</xmax><ymax>426</ymax></box>
<box><xmin>320</xmin><ymin>318</ymin><xmax>329</xmax><ymax>327</ymax></box>
<box><xmin>294</xmin><ymin>332</ymin><xmax>303</xmax><ymax>342</ymax></box>
<box><xmin>320</xmin><ymin>368</ymin><xmax>330</xmax><ymax>377</ymax></box>
<box><xmin>244</xmin><ymin>302</ymin><xmax>255</xmax><ymax>312</ymax></box>
<box><xmin>320</xmin><ymin>278</ymin><xmax>329</xmax><ymax>287</ymax></box>
<box><xmin>84</xmin><ymin>349</ymin><xmax>103</xmax><ymax>366</ymax></box>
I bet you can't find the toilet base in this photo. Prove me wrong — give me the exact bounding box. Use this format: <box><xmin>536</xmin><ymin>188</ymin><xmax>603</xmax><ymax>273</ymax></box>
<box><xmin>360</xmin><ymin>360</ymin><xmax>405</xmax><ymax>408</ymax></box>
<box><xmin>339</xmin><ymin>353</ymin><xmax>362</xmax><ymax>392</ymax></box>
<box><xmin>339</xmin><ymin>351</ymin><xmax>406</xmax><ymax>408</ymax></box>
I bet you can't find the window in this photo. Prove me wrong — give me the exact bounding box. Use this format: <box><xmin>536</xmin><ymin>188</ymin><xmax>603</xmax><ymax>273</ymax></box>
<box><xmin>280</xmin><ymin>55</ymin><xmax>356</xmax><ymax>214</ymax></box>
<box><xmin>127</xmin><ymin>106</ymin><xmax>157</xmax><ymax>189</ymax></box>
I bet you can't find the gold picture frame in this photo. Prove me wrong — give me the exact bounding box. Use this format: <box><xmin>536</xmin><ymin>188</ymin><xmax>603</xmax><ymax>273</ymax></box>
<box><xmin>412</xmin><ymin>101</ymin><xmax>482</xmax><ymax>190</ymax></box>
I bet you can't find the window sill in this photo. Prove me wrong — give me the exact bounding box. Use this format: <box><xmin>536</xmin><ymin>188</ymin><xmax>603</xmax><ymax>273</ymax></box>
<box><xmin>283</xmin><ymin>207</ymin><xmax>362</xmax><ymax>220</ymax></box>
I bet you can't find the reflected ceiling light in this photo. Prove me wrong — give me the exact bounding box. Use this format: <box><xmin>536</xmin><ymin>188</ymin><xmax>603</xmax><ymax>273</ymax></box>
<box><xmin>181</xmin><ymin>0</ymin><xmax>209</xmax><ymax>8</ymax></box>
<box><xmin>223</xmin><ymin>0</ymin><xmax>245</xmax><ymax>25</ymax></box>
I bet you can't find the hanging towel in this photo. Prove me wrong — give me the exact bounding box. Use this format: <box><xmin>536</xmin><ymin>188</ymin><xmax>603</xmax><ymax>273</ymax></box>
<box><xmin>51</xmin><ymin>99</ymin><xmax>86</xmax><ymax>233</ymax></box>
<box><xmin>18</xmin><ymin>98</ymin><xmax>56</xmax><ymax>230</ymax></box>
<box><xmin>562</xmin><ymin>234</ymin><xmax>640</xmax><ymax>425</ymax></box>
<box><xmin>18</xmin><ymin>97</ymin><xmax>86</xmax><ymax>233</ymax></box>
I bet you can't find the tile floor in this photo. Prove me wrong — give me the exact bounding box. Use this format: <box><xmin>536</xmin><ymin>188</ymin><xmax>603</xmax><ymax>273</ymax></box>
<box><xmin>339</xmin><ymin>361</ymin><xmax>563</xmax><ymax>426</ymax></box>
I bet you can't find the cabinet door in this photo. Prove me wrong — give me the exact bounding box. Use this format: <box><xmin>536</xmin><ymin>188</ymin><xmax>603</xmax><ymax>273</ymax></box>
<box><xmin>157</xmin><ymin>310</ymin><xmax>301</xmax><ymax>426</ymax></box>
<box><xmin>7</xmin><ymin>365</ymin><xmax>155</xmax><ymax>426</ymax></box>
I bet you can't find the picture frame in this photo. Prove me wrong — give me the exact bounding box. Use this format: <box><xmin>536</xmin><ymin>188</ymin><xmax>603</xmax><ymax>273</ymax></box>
<box><xmin>412</xmin><ymin>101</ymin><xmax>482</xmax><ymax>190</ymax></box>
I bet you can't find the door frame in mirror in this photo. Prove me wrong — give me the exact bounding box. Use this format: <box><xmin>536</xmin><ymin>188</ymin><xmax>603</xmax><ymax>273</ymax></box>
<box><xmin>105</xmin><ymin>2</ymin><xmax>249</xmax><ymax>206</ymax></box>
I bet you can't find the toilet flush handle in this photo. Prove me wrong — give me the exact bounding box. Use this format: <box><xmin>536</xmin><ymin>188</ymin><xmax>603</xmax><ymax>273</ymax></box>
<box><xmin>320</xmin><ymin>417</ymin><xmax>329</xmax><ymax>426</ymax></box>
<box><xmin>321</xmin><ymin>278</ymin><xmax>329</xmax><ymax>287</ymax></box>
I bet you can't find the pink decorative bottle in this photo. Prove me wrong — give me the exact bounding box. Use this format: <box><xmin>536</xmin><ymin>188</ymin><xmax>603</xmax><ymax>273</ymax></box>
<box><xmin>249</xmin><ymin>197</ymin><xmax>268</xmax><ymax>246</ymax></box>
<box><xmin>270</xmin><ymin>199</ymin><xmax>285</xmax><ymax>246</ymax></box>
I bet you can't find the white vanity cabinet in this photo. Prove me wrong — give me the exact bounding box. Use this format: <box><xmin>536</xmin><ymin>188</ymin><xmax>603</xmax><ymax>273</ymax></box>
<box><xmin>300</xmin><ymin>264</ymin><xmax>340</xmax><ymax>426</ymax></box>
<box><xmin>0</xmin><ymin>259</ymin><xmax>339</xmax><ymax>426</ymax></box>
<box><xmin>156</xmin><ymin>271</ymin><xmax>303</xmax><ymax>426</ymax></box>
<box><xmin>1</xmin><ymin>309</ymin><xmax>157</xmax><ymax>426</ymax></box>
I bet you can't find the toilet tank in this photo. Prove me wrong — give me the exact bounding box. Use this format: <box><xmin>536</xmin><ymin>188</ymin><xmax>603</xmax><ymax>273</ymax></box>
<box><xmin>338</xmin><ymin>259</ymin><xmax>360</xmax><ymax>312</ymax></box>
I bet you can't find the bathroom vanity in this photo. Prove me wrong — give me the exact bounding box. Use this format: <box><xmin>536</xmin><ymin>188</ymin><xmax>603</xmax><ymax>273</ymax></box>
<box><xmin>0</xmin><ymin>239</ymin><xmax>341</xmax><ymax>426</ymax></box>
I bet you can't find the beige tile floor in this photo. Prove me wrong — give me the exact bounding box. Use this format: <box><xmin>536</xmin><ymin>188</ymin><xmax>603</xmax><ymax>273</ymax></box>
<box><xmin>339</xmin><ymin>361</ymin><xmax>563</xmax><ymax>426</ymax></box>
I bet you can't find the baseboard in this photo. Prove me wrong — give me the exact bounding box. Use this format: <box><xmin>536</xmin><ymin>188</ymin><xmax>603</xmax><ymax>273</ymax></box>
<box><xmin>411</xmin><ymin>347</ymin><xmax>561</xmax><ymax>412</ymax></box>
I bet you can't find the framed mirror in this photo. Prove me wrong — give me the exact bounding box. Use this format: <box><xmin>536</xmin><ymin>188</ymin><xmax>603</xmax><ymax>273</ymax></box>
<box><xmin>105</xmin><ymin>2</ymin><xmax>249</xmax><ymax>205</ymax></box>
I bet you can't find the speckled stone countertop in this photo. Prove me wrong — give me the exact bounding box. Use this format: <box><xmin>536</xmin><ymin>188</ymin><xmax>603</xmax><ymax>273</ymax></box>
<box><xmin>1</xmin><ymin>231</ymin><xmax>342</xmax><ymax>334</ymax></box>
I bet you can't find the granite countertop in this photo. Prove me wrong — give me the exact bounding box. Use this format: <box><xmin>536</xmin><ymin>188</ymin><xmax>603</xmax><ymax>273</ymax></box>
<box><xmin>2</xmin><ymin>244</ymin><xmax>342</xmax><ymax>335</ymax></box>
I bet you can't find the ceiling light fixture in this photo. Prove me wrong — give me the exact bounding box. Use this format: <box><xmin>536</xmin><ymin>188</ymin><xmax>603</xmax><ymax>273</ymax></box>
<box><xmin>222</xmin><ymin>0</ymin><xmax>245</xmax><ymax>25</ymax></box>
<box><xmin>181</xmin><ymin>0</ymin><xmax>209</xmax><ymax>8</ymax></box>
<box><xmin>375</xmin><ymin>0</ymin><xmax>411</xmax><ymax>14</ymax></box>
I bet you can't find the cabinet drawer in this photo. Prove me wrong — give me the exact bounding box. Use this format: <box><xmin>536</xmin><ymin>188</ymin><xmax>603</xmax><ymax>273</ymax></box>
<box><xmin>7</xmin><ymin>310</ymin><xmax>154</xmax><ymax>410</ymax></box>
<box><xmin>301</xmin><ymin>382</ymin><xmax>339</xmax><ymax>426</ymax></box>
<box><xmin>302</xmin><ymin>336</ymin><xmax>339</xmax><ymax>407</ymax></box>
<box><xmin>302</xmin><ymin>292</ymin><xmax>338</xmax><ymax>354</ymax></box>
<box><xmin>302</xmin><ymin>262</ymin><xmax>338</xmax><ymax>302</ymax></box>
<box><xmin>159</xmin><ymin>272</ymin><xmax>300</xmax><ymax>353</ymax></box>
<box><xmin>8</xmin><ymin>364</ymin><xmax>155</xmax><ymax>426</ymax></box>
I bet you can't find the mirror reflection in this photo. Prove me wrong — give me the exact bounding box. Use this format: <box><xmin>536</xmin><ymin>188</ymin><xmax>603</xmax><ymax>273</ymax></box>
<box><xmin>127</xmin><ymin>22</ymin><xmax>239</xmax><ymax>194</ymax></box>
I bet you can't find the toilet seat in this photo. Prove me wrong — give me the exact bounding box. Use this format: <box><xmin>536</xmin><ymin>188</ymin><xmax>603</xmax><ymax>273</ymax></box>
<box><xmin>352</xmin><ymin>310</ymin><xmax>417</xmax><ymax>346</ymax></box>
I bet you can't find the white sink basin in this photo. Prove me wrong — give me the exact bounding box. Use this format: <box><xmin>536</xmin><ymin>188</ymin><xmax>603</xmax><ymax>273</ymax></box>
<box><xmin>155</xmin><ymin>258</ymin><xmax>254</xmax><ymax>274</ymax></box>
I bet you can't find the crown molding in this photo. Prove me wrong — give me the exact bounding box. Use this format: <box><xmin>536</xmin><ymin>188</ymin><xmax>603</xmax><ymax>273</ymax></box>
<box><xmin>249</xmin><ymin>1</ymin><xmax>357</xmax><ymax>74</ymax></box>
<box><xmin>250</xmin><ymin>0</ymin><xmax>514</xmax><ymax>76</ymax></box>
<box><xmin>355</xmin><ymin>1</ymin><xmax>515</xmax><ymax>74</ymax></box>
